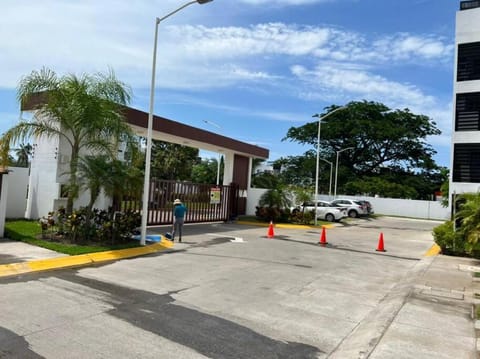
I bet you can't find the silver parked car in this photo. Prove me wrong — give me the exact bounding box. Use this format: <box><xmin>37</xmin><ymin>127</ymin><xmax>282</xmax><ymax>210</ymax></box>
<box><xmin>292</xmin><ymin>200</ymin><xmax>347</xmax><ymax>222</ymax></box>
<box><xmin>330</xmin><ymin>199</ymin><xmax>372</xmax><ymax>218</ymax></box>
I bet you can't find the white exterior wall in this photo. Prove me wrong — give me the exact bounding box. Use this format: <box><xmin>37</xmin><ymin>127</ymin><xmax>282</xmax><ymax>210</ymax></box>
<box><xmin>450</xmin><ymin>6</ymin><xmax>480</xmax><ymax>196</ymax></box>
<box><xmin>246</xmin><ymin>188</ymin><xmax>449</xmax><ymax>220</ymax></box>
<box><xmin>6</xmin><ymin>167</ymin><xmax>29</xmax><ymax>218</ymax></box>
<box><xmin>222</xmin><ymin>151</ymin><xmax>235</xmax><ymax>185</ymax></box>
<box><xmin>317</xmin><ymin>195</ymin><xmax>449</xmax><ymax>220</ymax></box>
<box><xmin>0</xmin><ymin>175</ymin><xmax>8</xmax><ymax>237</ymax></box>
<box><xmin>25</xmin><ymin>135</ymin><xmax>60</xmax><ymax>219</ymax></box>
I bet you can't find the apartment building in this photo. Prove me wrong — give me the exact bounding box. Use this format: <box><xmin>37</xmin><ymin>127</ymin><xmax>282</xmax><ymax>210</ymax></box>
<box><xmin>451</xmin><ymin>1</ymin><xmax>480</xmax><ymax>198</ymax></box>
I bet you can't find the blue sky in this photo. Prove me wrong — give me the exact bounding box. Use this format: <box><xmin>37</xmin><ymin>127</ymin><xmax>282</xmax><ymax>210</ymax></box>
<box><xmin>0</xmin><ymin>0</ymin><xmax>458</xmax><ymax>167</ymax></box>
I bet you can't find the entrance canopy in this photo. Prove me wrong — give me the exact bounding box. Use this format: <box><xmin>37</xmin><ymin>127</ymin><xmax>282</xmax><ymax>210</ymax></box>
<box><xmin>21</xmin><ymin>93</ymin><xmax>269</xmax><ymax>160</ymax></box>
<box><xmin>123</xmin><ymin>107</ymin><xmax>269</xmax><ymax>159</ymax></box>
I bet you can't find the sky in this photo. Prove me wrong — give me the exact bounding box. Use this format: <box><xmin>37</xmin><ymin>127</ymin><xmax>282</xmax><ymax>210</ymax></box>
<box><xmin>0</xmin><ymin>0</ymin><xmax>459</xmax><ymax>167</ymax></box>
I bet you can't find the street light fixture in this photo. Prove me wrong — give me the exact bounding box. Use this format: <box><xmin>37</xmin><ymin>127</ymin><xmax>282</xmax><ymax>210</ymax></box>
<box><xmin>320</xmin><ymin>158</ymin><xmax>333</xmax><ymax>198</ymax></box>
<box><xmin>312</xmin><ymin>106</ymin><xmax>346</xmax><ymax>226</ymax></box>
<box><xmin>140</xmin><ymin>0</ymin><xmax>213</xmax><ymax>246</ymax></box>
<box><xmin>203</xmin><ymin>120</ymin><xmax>222</xmax><ymax>186</ymax></box>
<box><xmin>334</xmin><ymin>147</ymin><xmax>354</xmax><ymax>198</ymax></box>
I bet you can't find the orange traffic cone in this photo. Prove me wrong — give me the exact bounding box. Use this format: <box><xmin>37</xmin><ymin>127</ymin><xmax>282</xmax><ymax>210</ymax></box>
<box><xmin>267</xmin><ymin>221</ymin><xmax>275</xmax><ymax>238</ymax></box>
<box><xmin>319</xmin><ymin>226</ymin><xmax>328</xmax><ymax>245</ymax></box>
<box><xmin>376</xmin><ymin>233</ymin><xmax>386</xmax><ymax>252</ymax></box>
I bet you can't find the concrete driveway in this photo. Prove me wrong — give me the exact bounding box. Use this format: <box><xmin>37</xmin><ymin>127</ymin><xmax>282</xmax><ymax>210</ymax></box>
<box><xmin>0</xmin><ymin>217</ymin><xmax>477</xmax><ymax>358</ymax></box>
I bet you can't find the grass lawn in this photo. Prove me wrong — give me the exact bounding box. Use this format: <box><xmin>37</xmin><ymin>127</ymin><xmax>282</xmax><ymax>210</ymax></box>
<box><xmin>4</xmin><ymin>220</ymin><xmax>141</xmax><ymax>256</ymax></box>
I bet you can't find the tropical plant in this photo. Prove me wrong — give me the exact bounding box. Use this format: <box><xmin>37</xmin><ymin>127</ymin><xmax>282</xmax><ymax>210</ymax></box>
<box><xmin>456</xmin><ymin>193</ymin><xmax>480</xmax><ymax>254</ymax></box>
<box><xmin>1</xmin><ymin>67</ymin><xmax>133</xmax><ymax>214</ymax></box>
<box><xmin>14</xmin><ymin>143</ymin><xmax>32</xmax><ymax>167</ymax></box>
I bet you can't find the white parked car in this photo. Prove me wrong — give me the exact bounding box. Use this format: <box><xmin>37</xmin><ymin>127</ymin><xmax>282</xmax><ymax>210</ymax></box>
<box><xmin>291</xmin><ymin>200</ymin><xmax>347</xmax><ymax>222</ymax></box>
<box><xmin>330</xmin><ymin>199</ymin><xmax>371</xmax><ymax>218</ymax></box>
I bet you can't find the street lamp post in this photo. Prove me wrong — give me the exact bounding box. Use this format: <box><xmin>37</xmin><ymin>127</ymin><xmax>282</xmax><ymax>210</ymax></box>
<box><xmin>334</xmin><ymin>147</ymin><xmax>354</xmax><ymax>198</ymax></box>
<box><xmin>140</xmin><ymin>0</ymin><xmax>213</xmax><ymax>246</ymax></box>
<box><xmin>203</xmin><ymin>120</ymin><xmax>222</xmax><ymax>187</ymax></box>
<box><xmin>320</xmin><ymin>158</ymin><xmax>333</xmax><ymax>198</ymax></box>
<box><xmin>312</xmin><ymin>106</ymin><xmax>346</xmax><ymax>226</ymax></box>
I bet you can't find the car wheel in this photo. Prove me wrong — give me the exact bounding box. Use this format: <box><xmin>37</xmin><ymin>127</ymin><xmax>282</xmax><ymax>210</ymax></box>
<box><xmin>292</xmin><ymin>208</ymin><xmax>299</xmax><ymax>215</ymax></box>
<box><xmin>348</xmin><ymin>210</ymin><xmax>358</xmax><ymax>218</ymax></box>
<box><xmin>325</xmin><ymin>213</ymin><xmax>335</xmax><ymax>222</ymax></box>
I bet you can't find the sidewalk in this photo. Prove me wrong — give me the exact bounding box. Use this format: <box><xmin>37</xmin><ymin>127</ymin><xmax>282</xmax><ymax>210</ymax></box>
<box><xmin>0</xmin><ymin>237</ymin><xmax>173</xmax><ymax>278</ymax></box>
<box><xmin>368</xmin><ymin>253</ymin><xmax>480</xmax><ymax>358</ymax></box>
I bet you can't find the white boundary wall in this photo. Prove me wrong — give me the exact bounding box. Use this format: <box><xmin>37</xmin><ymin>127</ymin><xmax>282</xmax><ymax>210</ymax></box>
<box><xmin>246</xmin><ymin>188</ymin><xmax>450</xmax><ymax>221</ymax></box>
<box><xmin>6</xmin><ymin>167</ymin><xmax>29</xmax><ymax>218</ymax></box>
<box><xmin>0</xmin><ymin>174</ymin><xmax>8</xmax><ymax>237</ymax></box>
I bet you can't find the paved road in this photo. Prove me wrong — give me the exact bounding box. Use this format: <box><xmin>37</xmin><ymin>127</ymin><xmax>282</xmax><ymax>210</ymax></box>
<box><xmin>0</xmin><ymin>217</ymin><xmax>477</xmax><ymax>358</ymax></box>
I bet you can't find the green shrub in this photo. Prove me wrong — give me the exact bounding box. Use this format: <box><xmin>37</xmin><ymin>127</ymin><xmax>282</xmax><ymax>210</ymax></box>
<box><xmin>42</xmin><ymin>207</ymin><xmax>140</xmax><ymax>245</ymax></box>
<box><xmin>290</xmin><ymin>210</ymin><xmax>315</xmax><ymax>225</ymax></box>
<box><xmin>255</xmin><ymin>206</ymin><xmax>290</xmax><ymax>223</ymax></box>
<box><xmin>433</xmin><ymin>221</ymin><xmax>466</xmax><ymax>256</ymax></box>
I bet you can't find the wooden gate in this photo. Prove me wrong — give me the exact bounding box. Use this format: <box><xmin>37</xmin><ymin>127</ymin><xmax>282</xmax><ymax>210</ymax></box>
<box><xmin>119</xmin><ymin>180</ymin><xmax>240</xmax><ymax>225</ymax></box>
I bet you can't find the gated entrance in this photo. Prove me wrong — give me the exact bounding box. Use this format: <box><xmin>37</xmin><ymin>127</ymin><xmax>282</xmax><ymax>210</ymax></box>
<box><xmin>120</xmin><ymin>179</ymin><xmax>240</xmax><ymax>225</ymax></box>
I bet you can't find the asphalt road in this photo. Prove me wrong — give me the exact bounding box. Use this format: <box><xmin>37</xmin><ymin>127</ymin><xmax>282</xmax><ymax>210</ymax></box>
<box><xmin>0</xmin><ymin>217</ymin><xmax>475</xmax><ymax>358</ymax></box>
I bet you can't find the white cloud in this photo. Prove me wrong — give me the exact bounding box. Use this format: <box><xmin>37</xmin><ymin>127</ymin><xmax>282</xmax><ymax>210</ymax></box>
<box><xmin>291</xmin><ymin>62</ymin><xmax>436</xmax><ymax>109</ymax></box>
<box><xmin>372</xmin><ymin>34</ymin><xmax>454</xmax><ymax>63</ymax></box>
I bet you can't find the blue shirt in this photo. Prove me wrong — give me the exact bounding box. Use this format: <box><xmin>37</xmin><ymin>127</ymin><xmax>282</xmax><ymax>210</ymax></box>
<box><xmin>174</xmin><ymin>204</ymin><xmax>187</xmax><ymax>219</ymax></box>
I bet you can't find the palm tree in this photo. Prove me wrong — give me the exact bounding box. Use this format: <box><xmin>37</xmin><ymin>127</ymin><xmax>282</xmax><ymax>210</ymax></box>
<box><xmin>76</xmin><ymin>155</ymin><xmax>111</xmax><ymax>215</ymax></box>
<box><xmin>456</xmin><ymin>193</ymin><xmax>480</xmax><ymax>253</ymax></box>
<box><xmin>1</xmin><ymin>67</ymin><xmax>133</xmax><ymax>214</ymax></box>
<box><xmin>14</xmin><ymin>143</ymin><xmax>32</xmax><ymax>167</ymax></box>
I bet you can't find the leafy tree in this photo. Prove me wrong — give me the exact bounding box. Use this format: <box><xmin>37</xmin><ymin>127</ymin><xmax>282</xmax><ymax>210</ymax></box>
<box><xmin>150</xmin><ymin>140</ymin><xmax>199</xmax><ymax>181</ymax></box>
<box><xmin>1</xmin><ymin>67</ymin><xmax>133</xmax><ymax>214</ymax></box>
<box><xmin>281</xmin><ymin>100</ymin><xmax>442</xmax><ymax>198</ymax></box>
<box><xmin>191</xmin><ymin>157</ymin><xmax>223</xmax><ymax>184</ymax></box>
<box><xmin>251</xmin><ymin>172</ymin><xmax>281</xmax><ymax>189</ymax></box>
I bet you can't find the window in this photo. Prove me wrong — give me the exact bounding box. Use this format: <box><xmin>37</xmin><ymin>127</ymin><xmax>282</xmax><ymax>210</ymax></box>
<box><xmin>460</xmin><ymin>0</ymin><xmax>480</xmax><ymax>10</ymax></box>
<box><xmin>456</xmin><ymin>92</ymin><xmax>480</xmax><ymax>131</ymax></box>
<box><xmin>60</xmin><ymin>184</ymin><xmax>69</xmax><ymax>198</ymax></box>
<box><xmin>453</xmin><ymin>143</ymin><xmax>480</xmax><ymax>183</ymax></box>
<box><xmin>457</xmin><ymin>42</ymin><xmax>480</xmax><ymax>82</ymax></box>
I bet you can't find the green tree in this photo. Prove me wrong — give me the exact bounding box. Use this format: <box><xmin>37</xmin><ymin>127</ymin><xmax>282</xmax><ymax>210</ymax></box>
<box><xmin>281</xmin><ymin>100</ymin><xmax>442</xmax><ymax>198</ymax></box>
<box><xmin>14</xmin><ymin>143</ymin><xmax>32</xmax><ymax>167</ymax></box>
<box><xmin>150</xmin><ymin>140</ymin><xmax>199</xmax><ymax>181</ymax></box>
<box><xmin>1</xmin><ymin>67</ymin><xmax>133</xmax><ymax>214</ymax></box>
<box><xmin>76</xmin><ymin>152</ymin><xmax>143</xmax><ymax>226</ymax></box>
<box><xmin>191</xmin><ymin>157</ymin><xmax>222</xmax><ymax>184</ymax></box>
<box><xmin>76</xmin><ymin>155</ymin><xmax>111</xmax><ymax>216</ymax></box>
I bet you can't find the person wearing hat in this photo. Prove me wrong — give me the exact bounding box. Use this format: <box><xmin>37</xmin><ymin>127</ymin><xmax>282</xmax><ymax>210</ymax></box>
<box><xmin>172</xmin><ymin>199</ymin><xmax>187</xmax><ymax>242</ymax></box>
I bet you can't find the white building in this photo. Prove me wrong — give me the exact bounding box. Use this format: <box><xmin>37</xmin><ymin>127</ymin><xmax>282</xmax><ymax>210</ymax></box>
<box><xmin>450</xmin><ymin>1</ymin><xmax>480</xmax><ymax>200</ymax></box>
<box><xmin>18</xmin><ymin>99</ymin><xmax>269</xmax><ymax>222</ymax></box>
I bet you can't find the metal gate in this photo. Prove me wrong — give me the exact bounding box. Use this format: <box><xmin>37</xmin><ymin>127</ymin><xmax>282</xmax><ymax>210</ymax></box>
<box><xmin>119</xmin><ymin>180</ymin><xmax>240</xmax><ymax>225</ymax></box>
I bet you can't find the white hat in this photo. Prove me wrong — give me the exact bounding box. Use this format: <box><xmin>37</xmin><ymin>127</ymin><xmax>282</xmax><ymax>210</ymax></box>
<box><xmin>173</xmin><ymin>199</ymin><xmax>182</xmax><ymax>205</ymax></box>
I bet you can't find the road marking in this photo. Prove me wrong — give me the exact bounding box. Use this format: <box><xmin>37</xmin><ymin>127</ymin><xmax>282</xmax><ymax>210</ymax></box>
<box><xmin>206</xmin><ymin>233</ymin><xmax>245</xmax><ymax>242</ymax></box>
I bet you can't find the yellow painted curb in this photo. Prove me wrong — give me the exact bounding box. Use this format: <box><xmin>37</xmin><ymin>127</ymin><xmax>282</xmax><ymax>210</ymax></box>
<box><xmin>236</xmin><ymin>221</ymin><xmax>333</xmax><ymax>230</ymax></box>
<box><xmin>424</xmin><ymin>243</ymin><xmax>441</xmax><ymax>257</ymax></box>
<box><xmin>28</xmin><ymin>254</ymin><xmax>93</xmax><ymax>271</ymax></box>
<box><xmin>0</xmin><ymin>262</ymin><xmax>31</xmax><ymax>277</ymax></box>
<box><xmin>0</xmin><ymin>238</ymin><xmax>173</xmax><ymax>278</ymax></box>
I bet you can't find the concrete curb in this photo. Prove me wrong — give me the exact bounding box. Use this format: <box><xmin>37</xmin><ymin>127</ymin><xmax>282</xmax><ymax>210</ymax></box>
<box><xmin>0</xmin><ymin>239</ymin><xmax>174</xmax><ymax>278</ymax></box>
<box><xmin>236</xmin><ymin>220</ymin><xmax>335</xmax><ymax>229</ymax></box>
